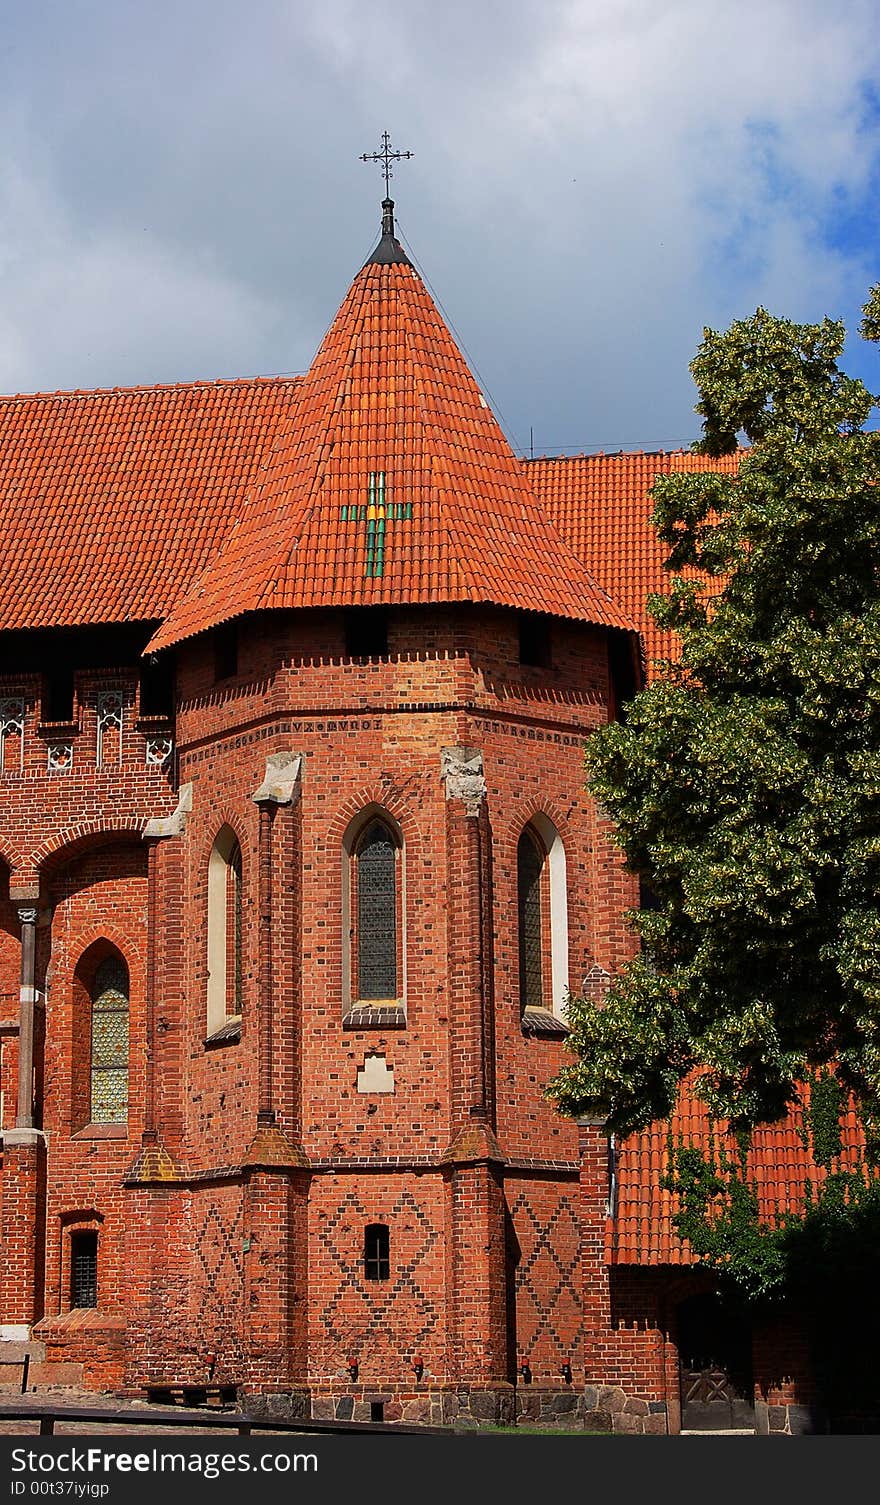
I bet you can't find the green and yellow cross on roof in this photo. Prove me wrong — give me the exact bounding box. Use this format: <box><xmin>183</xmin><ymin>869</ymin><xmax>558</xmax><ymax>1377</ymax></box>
<box><xmin>340</xmin><ymin>471</ymin><xmax>412</xmax><ymax>578</ymax></box>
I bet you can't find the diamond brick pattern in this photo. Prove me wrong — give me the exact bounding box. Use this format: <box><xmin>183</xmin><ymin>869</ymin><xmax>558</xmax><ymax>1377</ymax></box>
<box><xmin>509</xmin><ymin>1190</ymin><xmax>583</xmax><ymax>1364</ymax></box>
<box><xmin>189</xmin><ymin>1198</ymin><xmax>248</xmax><ymax>1374</ymax></box>
<box><xmin>314</xmin><ymin>1188</ymin><xmax>440</xmax><ymax>1367</ymax></box>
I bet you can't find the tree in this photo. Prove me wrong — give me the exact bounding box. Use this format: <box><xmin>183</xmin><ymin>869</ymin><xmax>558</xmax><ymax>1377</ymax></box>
<box><xmin>548</xmin><ymin>288</ymin><xmax>880</xmax><ymax>1147</ymax></box>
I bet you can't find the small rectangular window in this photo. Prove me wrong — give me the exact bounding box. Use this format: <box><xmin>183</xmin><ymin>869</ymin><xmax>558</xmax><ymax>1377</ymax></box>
<box><xmin>364</xmin><ymin>1223</ymin><xmax>390</xmax><ymax>1281</ymax></box>
<box><xmin>518</xmin><ymin>614</ymin><xmax>551</xmax><ymax>668</ymax></box>
<box><xmin>139</xmin><ymin>655</ymin><xmax>175</xmax><ymax>716</ymax></box>
<box><xmin>44</xmin><ymin>666</ymin><xmax>75</xmax><ymax>722</ymax></box>
<box><xmin>214</xmin><ymin>621</ymin><xmax>239</xmax><ymax>682</ymax></box>
<box><xmin>71</xmin><ymin>1231</ymin><xmax>98</xmax><ymax>1309</ymax></box>
<box><xmin>344</xmin><ymin>608</ymin><xmax>389</xmax><ymax>659</ymax></box>
<box><xmin>608</xmin><ymin>631</ymin><xmax>638</xmax><ymax>720</ymax></box>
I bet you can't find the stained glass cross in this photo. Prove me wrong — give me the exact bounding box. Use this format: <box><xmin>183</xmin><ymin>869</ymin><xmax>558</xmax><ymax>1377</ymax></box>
<box><xmin>340</xmin><ymin>472</ymin><xmax>412</xmax><ymax>578</ymax></box>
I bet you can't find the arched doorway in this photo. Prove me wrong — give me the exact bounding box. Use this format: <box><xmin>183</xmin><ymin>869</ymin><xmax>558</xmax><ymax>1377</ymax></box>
<box><xmin>677</xmin><ymin>1293</ymin><xmax>755</xmax><ymax>1431</ymax></box>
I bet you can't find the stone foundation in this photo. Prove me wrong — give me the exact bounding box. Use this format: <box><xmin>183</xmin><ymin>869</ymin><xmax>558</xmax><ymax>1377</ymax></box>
<box><xmin>307</xmin><ymin>1384</ymin><xmax>515</xmax><ymax>1428</ymax></box>
<box><xmin>239</xmin><ymin>1389</ymin><xmax>311</xmax><ymax>1422</ymax></box>
<box><xmin>582</xmin><ymin>1385</ymin><xmax>668</xmax><ymax>1434</ymax></box>
<box><xmin>754</xmin><ymin>1400</ymin><xmax>828</xmax><ymax>1435</ymax></box>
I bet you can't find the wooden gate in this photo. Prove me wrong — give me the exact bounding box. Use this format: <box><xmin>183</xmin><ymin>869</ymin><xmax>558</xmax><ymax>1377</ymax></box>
<box><xmin>677</xmin><ymin>1293</ymin><xmax>755</xmax><ymax>1431</ymax></box>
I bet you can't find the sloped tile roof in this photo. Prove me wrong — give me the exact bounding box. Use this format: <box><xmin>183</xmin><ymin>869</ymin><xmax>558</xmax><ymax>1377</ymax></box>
<box><xmin>610</xmin><ymin>1084</ymin><xmax>867</xmax><ymax>1265</ymax></box>
<box><xmin>149</xmin><ymin>252</ymin><xmax>633</xmax><ymax>651</ymax></box>
<box><xmin>527</xmin><ymin>450</ymin><xmax>740</xmax><ymax>673</ymax></box>
<box><xmin>528</xmin><ymin>450</ymin><xmax>871</xmax><ymax>1266</ymax></box>
<box><xmin>0</xmin><ymin>377</ymin><xmax>299</xmax><ymax>632</ymax></box>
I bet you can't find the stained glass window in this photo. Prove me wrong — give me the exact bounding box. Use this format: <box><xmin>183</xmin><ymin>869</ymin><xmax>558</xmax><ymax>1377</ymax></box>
<box><xmin>90</xmin><ymin>955</ymin><xmax>129</xmax><ymax>1124</ymax></box>
<box><xmin>357</xmin><ymin>820</ymin><xmax>397</xmax><ymax>1000</ymax></box>
<box><xmin>518</xmin><ymin>828</ymin><xmax>545</xmax><ymax>1012</ymax></box>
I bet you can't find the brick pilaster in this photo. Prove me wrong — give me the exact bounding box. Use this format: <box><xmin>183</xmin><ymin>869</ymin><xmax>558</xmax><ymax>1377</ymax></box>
<box><xmin>0</xmin><ymin>1128</ymin><xmax>46</xmax><ymax>1334</ymax></box>
<box><xmin>578</xmin><ymin>1116</ymin><xmax>613</xmax><ymax>1381</ymax></box>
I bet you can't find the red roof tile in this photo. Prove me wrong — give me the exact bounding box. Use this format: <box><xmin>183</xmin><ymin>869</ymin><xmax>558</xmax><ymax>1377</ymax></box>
<box><xmin>527</xmin><ymin>450</ymin><xmax>740</xmax><ymax>675</ymax></box>
<box><xmin>0</xmin><ymin>377</ymin><xmax>299</xmax><ymax>633</ymax></box>
<box><xmin>528</xmin><ymin>451</ymin><xmax>870</xmax><ymax>1265</ymax></box>
<box><xmin>149</xmin><ymin>255</ymin><xmax>633</xmax><ymax>651</ymax></box>
<box><xmin>610</xmin><ymin>1085</ymin><xmax>866</xmax><ymax>1265</ymax></box>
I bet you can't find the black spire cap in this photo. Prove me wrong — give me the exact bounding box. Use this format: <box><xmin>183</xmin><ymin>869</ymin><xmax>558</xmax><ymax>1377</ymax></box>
<box><xmin>363</xmin><ymin>198</ymin><xmax>411</xmax><ymax>267</ymax></box>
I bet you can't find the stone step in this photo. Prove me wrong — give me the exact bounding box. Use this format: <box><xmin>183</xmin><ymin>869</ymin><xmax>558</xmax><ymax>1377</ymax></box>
<box><xmin>0</xmin><ymin>1340</ymin><xmax>46</xmax><ymax>1364</ymax></box>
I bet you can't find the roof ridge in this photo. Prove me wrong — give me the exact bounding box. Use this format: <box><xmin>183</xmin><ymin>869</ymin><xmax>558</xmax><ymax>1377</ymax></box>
<box><xmin>524</xmin><ymin>447</ymin><xmax>697</xmax><ymax>465</ymax></box>
<box><xmin>0</xmin><ymin>374</ymin><xmax>303</xmax><ymax>405</ymax></box>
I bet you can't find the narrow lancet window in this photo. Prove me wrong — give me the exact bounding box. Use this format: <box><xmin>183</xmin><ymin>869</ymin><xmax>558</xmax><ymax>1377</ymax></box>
<box><xmin>518</xmin><ymin>827</ymin><xmax>545</xmax><ymax>1013</ymax></box>
<box><xmin>356</xmin><ymin>820</ymin><xmax>398</xmax><ymax>1000</ymax></box>
<box><xmin>90</xmin><ymin>955</ymin><xmax>129</xmax><ymax>1124</ymax></box>
<box><xmin>207</xmin><ymin>826</ymin><xmax>244</xmax><ymax>1034</ymax></box>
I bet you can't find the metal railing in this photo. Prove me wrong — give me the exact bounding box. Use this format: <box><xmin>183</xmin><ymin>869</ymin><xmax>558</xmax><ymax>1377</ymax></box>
<box><xmin>0</xmin><ymin>1400</ymin><xmax>447</xmax><ymax>1437</ymax></box>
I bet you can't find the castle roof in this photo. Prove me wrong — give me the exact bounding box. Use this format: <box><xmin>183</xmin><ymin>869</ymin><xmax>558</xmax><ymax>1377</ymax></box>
<box><xmin>528</xmin><ymin>448</ymin><xmax>740</xmax><ymax>675</ymax></box>
<box><xmin>609</xmin><ymin>1083</ymin><xmax>866</xmax><ymax>1265</ymax></box>
<box><xmin>148</xmin><ymin>219</ymin><xmax>633</xmax><ymax>651</ymax></box>
<box><xmin>0</xmin><ymin>376</ymin><xmax>299</xmax><ymax>633</ymax></box>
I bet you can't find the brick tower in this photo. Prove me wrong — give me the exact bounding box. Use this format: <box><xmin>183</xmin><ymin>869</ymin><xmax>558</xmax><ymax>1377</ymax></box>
<box><xmin>0</xmin><ymin>198</ymin><xmax>643</xmax><ymax>1425</ymax></box>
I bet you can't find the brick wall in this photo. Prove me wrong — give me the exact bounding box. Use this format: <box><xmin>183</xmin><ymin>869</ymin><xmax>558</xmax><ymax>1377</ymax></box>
<box><xmin>0</xmin><ymin>603</ymin><xmax>826</xmax><ymax>1428</ymax></box>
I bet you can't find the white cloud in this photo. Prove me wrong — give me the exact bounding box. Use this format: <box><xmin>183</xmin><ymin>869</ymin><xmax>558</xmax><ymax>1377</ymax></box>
<box><xmin>0</xmin><ymin>163</ymin><xmax>284</xmax><ymax>393</ymax></box>
<box><xmin>0</xmin><ymin>0</ymin><xmax>877</xmax><ymax>446</ymax></box>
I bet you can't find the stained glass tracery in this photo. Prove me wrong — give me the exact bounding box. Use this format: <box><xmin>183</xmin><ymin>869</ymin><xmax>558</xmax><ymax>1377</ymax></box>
<box><xmin>356</xmin><ymin>820</ymin><xmax>398</xmax><ymax>1000</ymax></box>
<box><xmin>90</xmin><ymin>955</ymin><xmax>129</xmax><ymax>1123</ymax></box>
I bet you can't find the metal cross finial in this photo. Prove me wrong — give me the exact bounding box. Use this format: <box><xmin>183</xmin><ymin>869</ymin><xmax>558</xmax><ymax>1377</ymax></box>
<box><xmin>360</xmin><ymin>131</ymin><xmax>413</xmax><ymax>198</ymax></box>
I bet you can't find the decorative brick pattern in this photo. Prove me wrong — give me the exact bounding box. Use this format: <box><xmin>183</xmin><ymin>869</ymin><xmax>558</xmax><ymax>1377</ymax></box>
<box><xmin>312</xmin><ymin>1185</ymin><xmax>441</xmax><ymax>1378</ymax></box>
<box><xmin>0</xmin><ymin>212</ymin><xmax>838</xmax><ymax>1432</ymax></box>
<box><xmin>509</xmin><ymin>1186</ymin><xmax>583</xmax><ymax>1375</ymax></box>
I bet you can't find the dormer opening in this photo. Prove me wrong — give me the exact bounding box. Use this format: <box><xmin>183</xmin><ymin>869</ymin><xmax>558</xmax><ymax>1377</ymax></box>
<box><xmin>344</xmin><ymin>608</ymin><xmax>389</xmax><ymax>660</ymax></box>
<box><xmin>518</xmin><ymin>613</ymin><xmax>552</xmax><ymax>668</ymax></box>
<box><xmin>214</xmin><ymin>621</ymin><xmax>239</xmax><ymax>682</ymax></box>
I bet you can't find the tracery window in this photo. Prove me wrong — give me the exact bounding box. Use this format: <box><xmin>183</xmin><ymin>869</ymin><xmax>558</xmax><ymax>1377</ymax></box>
<box><xmin>90</xmin><ymin>955</ymin><xmax>129</xmax><ymax>1124</ymax></box>
<box><xmin>354</xmin><ymin>819</ymin><xmax>399</xmax><ymax>1001</ymax></box>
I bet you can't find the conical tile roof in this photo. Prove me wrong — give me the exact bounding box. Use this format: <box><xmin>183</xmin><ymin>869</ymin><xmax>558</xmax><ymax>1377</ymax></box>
<box><xmin>149</xmin><ymin>221</ymin><xmax>633</xmax><ymax>651</ymax></box>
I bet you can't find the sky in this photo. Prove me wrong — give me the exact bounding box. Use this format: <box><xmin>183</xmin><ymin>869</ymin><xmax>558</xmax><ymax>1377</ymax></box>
<box><xmin>0</xmin><ymin>0</ymin><xmax>879</xmax><ymax>457</ymax></box>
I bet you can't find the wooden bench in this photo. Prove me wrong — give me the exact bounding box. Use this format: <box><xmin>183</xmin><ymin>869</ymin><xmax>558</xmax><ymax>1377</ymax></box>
<box><xmin>146</xmin><ymin>1383</ymin><xmax>238</xmax><ymax>1409</ymax></box>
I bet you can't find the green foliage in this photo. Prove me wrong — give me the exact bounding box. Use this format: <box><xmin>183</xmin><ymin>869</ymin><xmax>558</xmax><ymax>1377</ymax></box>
<box><xmin>664</xmin><ymin>1073</ymin><xmax>880</xmax><ymax>1307</ymax></box>
<box><xmin>548</xmin><ymin>291</ymin><xmax>880</xmax><ymax>1142</ymax></box>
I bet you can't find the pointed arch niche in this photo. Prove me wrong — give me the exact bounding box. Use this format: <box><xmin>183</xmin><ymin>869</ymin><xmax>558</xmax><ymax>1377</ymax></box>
<box><xmin>516</xmin><ymin>813</ymin><xmax>569</xmax><ymax>1020</ymax></box>
<box><xmin>342</xmin><ymin>806</ymin><xmax>405</xmax><ymax>1017</ymax></box>
<box><xmin>207</xmin><ymin>825</ymin><xmax>244</xmax><ymax>1037</ymax></box>
<box><xmin>71</xmin><ymin>941</ymin><xmax>130</xmax><ymax>1130</ymax></box>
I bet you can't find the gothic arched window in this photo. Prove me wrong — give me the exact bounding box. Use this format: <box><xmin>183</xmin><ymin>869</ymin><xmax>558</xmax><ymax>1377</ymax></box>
<box><xmin>517</xmin><ymin>816</ymin><xmax>570</xmax><ymax>1020</ymax></box>
<box><xmin>517</xmin><ymin>826</ymin><xmax>546</xmax><ymax>1013</ymax></box>
<box><xmin>90</xmin><ymin>954</ymin><xmax>129</xmax><ymax>1124</ymax></box>
<box><xmin>207</xmin><ymin>826</ymin><xmax>244</xmax><ymax>1035</ymax></box>
<box><xmin>355</xmin><ymin>819</ymin><xmax>398</xmax><ymax>1001</ymax></box>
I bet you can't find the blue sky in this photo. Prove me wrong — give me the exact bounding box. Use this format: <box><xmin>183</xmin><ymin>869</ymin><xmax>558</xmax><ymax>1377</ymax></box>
<box><xmin>0</xmin><ymin>0</ymin><xmax>878</xmax><ymax>455</ymax></box>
